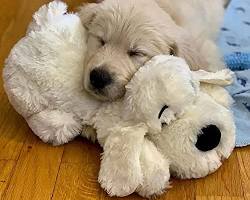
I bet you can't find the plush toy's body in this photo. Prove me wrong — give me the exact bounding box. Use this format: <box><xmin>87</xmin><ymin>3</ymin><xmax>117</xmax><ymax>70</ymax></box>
<box><xmin>3</xmin><ymin>2</ymin><xmax>101</xmax><ymax>145</ymax></box>
<box><xmin>3</xmin><ymin>1</ymin><xmax>236</xmax><ymax>198</ymax></box>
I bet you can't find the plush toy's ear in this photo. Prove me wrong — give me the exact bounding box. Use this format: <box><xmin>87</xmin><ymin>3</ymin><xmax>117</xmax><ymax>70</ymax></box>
<box><xmin>77</xmin><ymin>3</ymin><xmax>101</xmax><ymax>29</ymax></box>
<box><xmin>192</xmin><ymin>69</ymin><xmax>234</xmax><ymax>86</ymax></box>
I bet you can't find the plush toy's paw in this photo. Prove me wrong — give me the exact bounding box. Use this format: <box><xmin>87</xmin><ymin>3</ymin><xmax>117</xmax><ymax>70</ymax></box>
<box><xmin>98</xmin><ymin>125</ymin><xmax>147</xmax><ymax>197</ymax></box>
<box><xmin>27</xmin><ymin>110</ymin><xmax>81</xmax><ymax>145</ymax></box>
<box><xmin>98</xmin><ymin>165</ymin><xmax>143</xmax><ymax>197</ymax></box>
<box><xmin>98</xmin><ymin>147</ymin><xmax>143</xmax><ymax>197</ymax></box>
<box><xmin>136</xmin><ymin>139</ymin><xmax>170</xmax><ymax>198</ymax></box>
<box><xmin>137</xmin><ymin>167</ymin><xmax>170</xmax><ymax>198</ymax></box>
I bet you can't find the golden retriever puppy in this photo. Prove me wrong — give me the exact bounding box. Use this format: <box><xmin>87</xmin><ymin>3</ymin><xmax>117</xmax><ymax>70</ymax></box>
<box><xmin>79</xmin><ymin>0</ymin><xmax>226</xmax><ymax>101</ymax></box>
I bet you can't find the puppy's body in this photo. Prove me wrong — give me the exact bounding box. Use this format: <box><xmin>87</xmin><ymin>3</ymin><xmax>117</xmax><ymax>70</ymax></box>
<box><xmin>156</xmin><ymin>0</ymin><xmax>224</xmax><ymax>40</ymax></box>
<box><xmin>79</xmin><ymin>0</ymin><xmax>225</xmax><ymax>100</ymax></box>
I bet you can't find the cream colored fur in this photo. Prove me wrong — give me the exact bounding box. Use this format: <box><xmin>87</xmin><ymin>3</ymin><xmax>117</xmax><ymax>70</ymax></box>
<box><xmin>79</xmin><ymin>0</ymin><xmax>226</xmax><ymax>100</ymax></box>
<box><xmin>3</xmin><ymin>2</ymin><xmax>235</xmax><ymax>198</ymax></box>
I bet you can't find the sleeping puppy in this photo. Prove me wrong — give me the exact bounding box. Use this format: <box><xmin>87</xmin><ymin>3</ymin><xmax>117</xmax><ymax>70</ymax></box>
<box><xmin>79</xmin><ymin>0</ymin><xmax>226</xmax><ymax>101</ymax></box>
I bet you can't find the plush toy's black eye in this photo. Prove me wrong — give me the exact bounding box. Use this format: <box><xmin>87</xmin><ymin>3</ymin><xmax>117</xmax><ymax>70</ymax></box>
<box><xmin>158</xmin><ymin>105</ymin><xmax>169</xmax><ymax>119</ymax></box>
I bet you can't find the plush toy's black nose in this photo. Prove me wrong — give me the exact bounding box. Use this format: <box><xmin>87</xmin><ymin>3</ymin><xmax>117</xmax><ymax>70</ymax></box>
<box><xmin>90</xmin><ymin>68</ymin><xmax>112</xmax><ymax>89</ymax></box>
<box><xmin>195</xmin><ymin>125</ymin><xmax>221</xmax><ymax>152</ymax></box>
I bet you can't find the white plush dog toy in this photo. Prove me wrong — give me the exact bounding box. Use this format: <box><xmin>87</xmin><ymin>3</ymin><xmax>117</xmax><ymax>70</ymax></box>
<box><xmin>3</xmin><ymin>1</ymin><xmax>236</xmax><ymax>198</ymax></box>
<box><xmin>90</xmin><ymin>55</ymin><xmax>235</xmax><ymax>197</ymax></box>
<box><xmin>123</xmin><ymin>55</ymin><xmax>236</xmax><ymax>181</ymax></box>
<box><xmin>3</xmin><ymin>1</ymin><xmax>101</xmax><ymax>145</ymax></box>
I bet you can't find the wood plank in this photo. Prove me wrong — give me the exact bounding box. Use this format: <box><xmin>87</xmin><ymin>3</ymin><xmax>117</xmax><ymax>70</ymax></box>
<box><xmin>0</xmin><ymin>106</ymin><xmax>29</xmax><ymax>160</ymax></box>
<box><xmin>237</xmin><ymin>147</ymin><xmax>250</xmax><ymax>199</ymax></box>
<box><xmin>2</xmin><ymin>134</ymin><xmax>64</xmax><ymax>200</ymax></box>
<box><xmin>61</xmin><ymin>138</ymin><xmax>100</xmax><ymax>164</ymax></box>
<box><xmin>196</xmin><ymin>196</ymin><xmax>244</xmax><ymax>200</ymax></box>
<box><xmin>196</xmin><ymin>152</ymin><xmax>244</xmax><ymax>197</ymax></box>
<box><xmin>52</xmin><ymin>162</ymin><xmax>144</xmax><ymax>200</ymax></box>
<box><xmin>159</xmin><ymin>179</ymin><xmax>196</xmax><ymax>200</ymax></box>
<box><xmin>52</xmin><ymin>163</ymin><xmax>100</xmax><ymax>200</ymax></box>
<box><xmin>0</xmin><ymin>160</ymin><xmax>16</xmax><ymax>199</ymax></box>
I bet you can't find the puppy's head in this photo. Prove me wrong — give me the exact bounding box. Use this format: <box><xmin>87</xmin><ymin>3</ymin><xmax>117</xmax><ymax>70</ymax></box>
<box><xmin>79</xmin><ymin>0</ymin><xmax>207</xmax><ymax>101</ymax></box>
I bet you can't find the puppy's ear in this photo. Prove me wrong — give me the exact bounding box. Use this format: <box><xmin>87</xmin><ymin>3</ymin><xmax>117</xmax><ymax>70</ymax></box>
<box><xmin>78</xmin><ymin>3</ymin><xmax>100</xmax><ymax>29</ymax></box>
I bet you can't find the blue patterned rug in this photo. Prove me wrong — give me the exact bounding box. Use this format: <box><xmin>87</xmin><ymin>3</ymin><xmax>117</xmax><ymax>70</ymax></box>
<box><xmin>218</xmin><ymin>0</ymin><xmax>250</xmax><ymax>147</ymax></box>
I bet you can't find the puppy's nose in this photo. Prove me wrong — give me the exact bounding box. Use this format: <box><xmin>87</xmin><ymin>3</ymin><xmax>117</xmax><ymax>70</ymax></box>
<box><xmin>195</xmin><ymin>125</ymin><xmax>221</xmax><ymax>152</ymax></box>
<box><xmin>90</xmin><ymin>68</ymin><xmax>112</xmax><ymax>89</ymax></box>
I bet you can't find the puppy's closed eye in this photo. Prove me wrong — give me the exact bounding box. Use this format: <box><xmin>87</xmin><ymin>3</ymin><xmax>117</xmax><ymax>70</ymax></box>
<box><xmin>169</xmin><ymin>43</ymin><xmax>177</xmax><ymax>56</ymax></box>
<box><xmin>128</xmin><ymin>50</ymin><xmax>146</xmax><ymax>57</ymax></box>
<box><xmin>98</xmin><ymin>37</ymin><xmax>106</xmax><ymax>46</ymax></box>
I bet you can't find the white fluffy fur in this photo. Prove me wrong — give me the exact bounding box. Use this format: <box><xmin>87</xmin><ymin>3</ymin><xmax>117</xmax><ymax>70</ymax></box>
<box><xmin>133</xmin><ymin>57</ymin><xmax>235</xmax><ymax>180</ymax></box>
<box><xmin>3</xmin><ymin>2</ymin><xmax>235</xmax><ymax>198</ymax></box>
<box><xmin>3</xmin><ymin>1</ymin><xmax>101</xmax><ymax>145</ymax></box>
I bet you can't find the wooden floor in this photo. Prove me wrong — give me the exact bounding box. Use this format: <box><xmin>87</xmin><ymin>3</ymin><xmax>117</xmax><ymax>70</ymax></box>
<box><xmin>0</xmin><ymin>0</ymin><xmax>249</xmax><ymax>199</ymax></box>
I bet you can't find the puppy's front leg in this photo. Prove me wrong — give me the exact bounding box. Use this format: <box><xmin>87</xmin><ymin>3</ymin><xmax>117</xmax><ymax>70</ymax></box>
<box><xmin>98</xmin><ymin>124</ymin><xmax>147</xmax><ymax>197</ymax></box>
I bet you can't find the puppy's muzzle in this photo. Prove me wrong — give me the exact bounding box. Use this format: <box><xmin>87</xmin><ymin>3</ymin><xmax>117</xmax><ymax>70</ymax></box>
<box><xmin>90</xmin><ymin>67</ymin><xmax>112</xmax><ymax>90</ymax></box>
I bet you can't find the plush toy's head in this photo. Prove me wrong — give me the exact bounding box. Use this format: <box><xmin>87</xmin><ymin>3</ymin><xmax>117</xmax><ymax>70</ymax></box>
<box><xmin>124</xmin><ymin>55</ymin><xmax>234</xmax><ymax>135</ymax></box>
<box><xmin>122</xmin><ymin>55</ymin><xmax>235</xmax><ymax>178</ymax></box>
<box><xmin>124</xmin><ymin>56</ymin><xmax>199</xmax><ymax>133</ymax></box>
<box><xmin>123</xmin><ymin>55</ymin><xmax>235</xmax><ymax>179</ymax></box>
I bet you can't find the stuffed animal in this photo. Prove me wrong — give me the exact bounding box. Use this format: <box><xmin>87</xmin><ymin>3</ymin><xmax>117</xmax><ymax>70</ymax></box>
<box><xmin>123</xmin><ymin>55</ymin><xmax>235</xmax><ymax>181</ymax></box>
<box><xmin>3</xmin><ymin>1</ymin><xmax>236</xmax><ymax>198</ymax></box>
<box><xmin>3</xmin><ymin>1</ymin><xmax>101</xmax><ymax>145</ymax></box>
<box><xmin>89</xmin><ymin>55</ymin><xmax>235</xmax><ymax>197</ymax></box>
